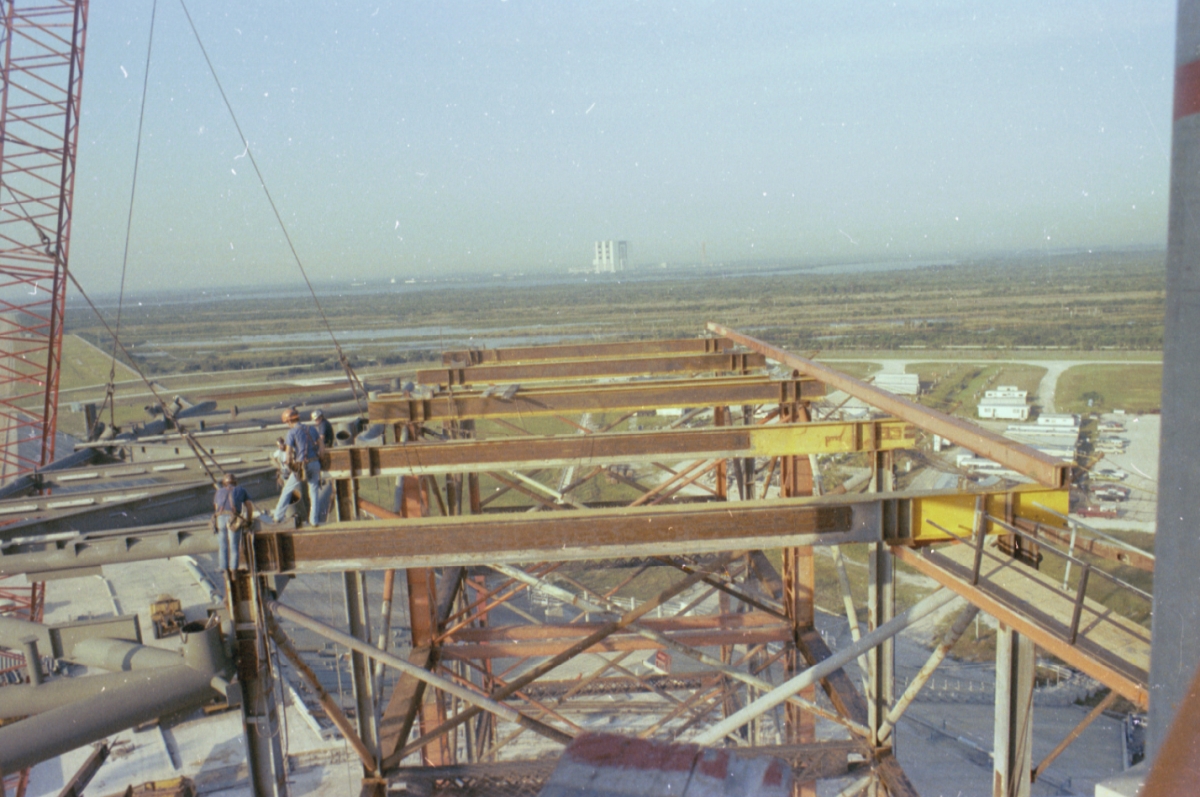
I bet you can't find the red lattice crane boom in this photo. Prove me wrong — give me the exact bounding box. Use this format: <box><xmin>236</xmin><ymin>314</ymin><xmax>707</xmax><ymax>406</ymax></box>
<box><xmin>0</xmin><ymin>4</ymin><xmax>87</xmax><ymax>795</ymax></box>
<box><xmin>0</xmin><ymin>0</ymin><xmax>88</xmax><ymax>482</ymax></box>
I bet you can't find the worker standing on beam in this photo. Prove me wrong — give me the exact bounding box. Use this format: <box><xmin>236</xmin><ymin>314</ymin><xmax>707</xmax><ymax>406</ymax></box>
<box><xmin>274</xmin><ymin>408</ymin><xmax>325</xmax><ymax>527</ymax></box>
<box><xmin>311</xmin><ymin>408</ymin><xmax>334</xmax><ymax>449</ymax></box>
<box><xmin>214</xmin><ymin>473</ymin><xmax>254</xmax><ymax>573</ymax></box>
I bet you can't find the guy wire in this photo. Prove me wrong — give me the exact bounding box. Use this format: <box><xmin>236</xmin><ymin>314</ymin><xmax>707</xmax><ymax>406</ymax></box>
<box><xmin>104</xmin><ymin>0</ymin><xmax>159</xmax><ymax>428</ymax></box>
<box><xmin>178</xmin><ymin>0</ymin><xmax>368</xmax><ymax>414</ymax></box>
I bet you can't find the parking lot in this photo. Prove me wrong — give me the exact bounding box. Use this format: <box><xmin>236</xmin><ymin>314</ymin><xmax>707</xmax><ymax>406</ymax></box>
<box><xmin>1079</xmin><ymin>412</ymin><xmax>1159</xmax><ymax>534</ymax></box>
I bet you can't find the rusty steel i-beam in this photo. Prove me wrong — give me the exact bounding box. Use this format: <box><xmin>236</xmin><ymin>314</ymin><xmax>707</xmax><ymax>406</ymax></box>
<box><xmin>325</xmin><ymin>419</ymin><xmax>914</xmax><ymax>479</ymax></box>
<box><xmin>370</xmin><ymin>375</ymin><xmax>822</xmax><ymax>424</ymax></box>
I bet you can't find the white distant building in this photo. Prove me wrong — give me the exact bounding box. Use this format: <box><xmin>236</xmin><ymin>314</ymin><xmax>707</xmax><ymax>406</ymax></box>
<box><xmin>978</xmin><ymin>395</ymin><xmax>1030</xmax><ymax>421</ymax></box>
<box><xmin>1037</xmin><ymin>413</ymin><xmax>1079</xmax><ymax>428</ymax></box>
<box><xmin>873</xmin><ymin>373</ymin><xmax>920</xmax><ymax>395</ymax></box>
<box><xmin>985</xmin><ymin>385</ymin><xmax>1027</xmax><ymax>399</ymax></box>
<box><xmin>594</xmin><ymin>240</ymin><xmax>629</xmax><ymax>273</ymax></box>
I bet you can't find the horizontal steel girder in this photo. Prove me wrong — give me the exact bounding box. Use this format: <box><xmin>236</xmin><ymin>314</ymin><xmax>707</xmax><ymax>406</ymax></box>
<box><xmin>0</xmin><ymin>521</ymin><xmax>217</xmax><ymax>578</ymax></box>
<box><xmin>252</xmin><ymin>498</ymin><xmax>863</xmax><ymax>573</ymax></box>
<box><xmin>0</xmin><ymin>467</ymin><xmax>278</xmax><ymax>543</ymax></box>
<box><xmin>325</xmin><ymin>419</ymin><xmax>914</xmax><ymax>478</ymax></box>
<box><xmin>0</xmin><ymin>486</ymin><xmax>1069</xmax><ymax>578</ymax></box>
<box><xmin>707</xmin><ymin>323</ymin><xmax>1070</xmax><ymax>488</ymax></box>
<box><xmin>442</xmin><ymin>337</ymin><xmax>733</xmax><ymax>365</ymax></box>
<box><xmin>440</xmin><ymin>612</ymin><xmax>791</xmax><ymax>659</ymax></box>
<box><xmin>370</xmin><ymin>376</ymin><xmax>823</xmax><ymax>423</ymax></box>
<box><xmin>389</xmin><ymin>740</ymin><xmax>866</xmax><ymax>788</ymax></box>
<box><xmin>417</xmin><ymin>351</ymin><xmax>767</xmax><ymax>387</ymax></box>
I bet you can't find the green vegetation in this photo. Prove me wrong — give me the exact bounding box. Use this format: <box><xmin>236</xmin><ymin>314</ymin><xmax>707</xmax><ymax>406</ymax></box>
<box><xmin>1056</xmin><ymin>363</ymin><xmax>1163</xmax><ymax>414</ymax></box>
<box><xmin>817</xmin><ymin>361</ymin><xmax>880</xmax><ymax>380</ymax></box>
<box><xmin>905</xmin><ymin>362</ymin><xmax>1047</xmax><ymax>417</ymax></box>
<box><xmin>58</xmin><ymin>334</ymin><xmax>138</xmax><ymax>391</ymax></box>
<box><xmin>64</xmin><ymin>250</ymin><xmax>1165</xmax><ymax>381</ymax></box>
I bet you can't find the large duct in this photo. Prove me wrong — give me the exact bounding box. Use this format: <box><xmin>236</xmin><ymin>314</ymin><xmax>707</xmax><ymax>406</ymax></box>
<box><xmin>0</xmin><ymin>664</ymin><xmax>219</xmax><ymax>773</ymax></box>
<box><xmin>0</xmin><ymin>624</ymin><xmax>231</xmax><ymax>772</ymax></box>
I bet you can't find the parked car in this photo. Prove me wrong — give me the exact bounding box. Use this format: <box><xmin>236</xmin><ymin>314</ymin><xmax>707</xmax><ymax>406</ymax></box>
<box><xmin>1092</xmin><ymin>484</ymin><xmax>1132</xmax><ymax>502</ymax></box>
<box><xmin>1093</xmin><ymin>467</ymin><xmax>1128</xmax><ymax>481</ymax></box>
<box><xmin>1076</xmin><ymin>505</ymin><xmax>1119</xmax><ymax>519</ymax></box>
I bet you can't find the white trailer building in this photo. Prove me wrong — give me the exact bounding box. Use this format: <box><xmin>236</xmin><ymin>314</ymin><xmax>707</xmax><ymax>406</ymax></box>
<box><xmin>977</xmin><ymin>395</ymin><xmax>1030</xmax><ymax>421</ymax></box>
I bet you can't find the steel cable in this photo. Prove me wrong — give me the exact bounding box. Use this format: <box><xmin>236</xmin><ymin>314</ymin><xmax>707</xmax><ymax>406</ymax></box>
<box><xmin>177</xmin><ymin>0</ymin><xmax>368</xmax><ymax>414</ymax></box>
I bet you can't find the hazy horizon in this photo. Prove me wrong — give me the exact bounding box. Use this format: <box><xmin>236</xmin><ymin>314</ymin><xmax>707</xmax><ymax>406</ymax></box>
<box><xmin>69</xmin><ymin>2</ymin><xmax>1174</xmax><ymax>292</ymax></box>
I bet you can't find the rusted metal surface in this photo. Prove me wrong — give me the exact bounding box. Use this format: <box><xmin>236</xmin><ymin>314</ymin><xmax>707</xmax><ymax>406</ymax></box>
<box><xmin>707</xmin><ymin>323</ymin><xmax>1069</xmax><ymax>487</ymax></box>
<box><xmin>267</xmin><ymin>615</ymin><xmax>376</xmax><ymax>772</ymax></box>
<box><xmin>383</xmin><ymin>556</ymin><xmax>735</xmax><ymax>770</ymax></box>
<box><xmin>892</xmin><ymin>545</ymin><xmax>1149</xmax><ymax>708</ymax></box>
<box><xmin>440</xmin><ymin>616</ymin><xmax>792</xmax><ymax>659</ymax></box>
<box><xmin>442</xmin><ymin>337</ymin><xmax>733</xmax><ymax>365</ymax></box>
<box><xmin>369</xmin><ymin>376</ymin><xmax>822</xmax><ymax>424</ymax></box>
<box><xmin>325</xmin><ymin>419</ymin><xmax>914</xmax><ymax>479</ymax></box>
<box><xmin>418</xmin><ymin>352</ymin><xmax>767</xmax><ymax>387</ymax></box>
<box><xmin>1142</xmin><ymin>660</ymin><xmax>1200</xmax><ymax>796</ymax></box>
<box><xmin>388</xmin><ymin>740</ymin><xmax>861</xmax><ymax>793</ymax></box>
<box><xmin>251</xmin><ymin>501</ymin><xmax>858</xmax><ymax>573</ymax></box>
<box><xmin>1015</xmin><ymin>517</ymin><xmax>1154</xmax><ymax>572</ymax></box>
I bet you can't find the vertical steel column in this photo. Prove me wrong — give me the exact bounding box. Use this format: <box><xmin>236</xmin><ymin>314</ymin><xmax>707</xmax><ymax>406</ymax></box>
<box><xmin>866</xmin><ymin>451</ymin><xmax>895</xmax><ymax>753</ymax></box>
<box><xmin>1150</xmin><ymin>0</ymin><xmax>1200</xmax><ymax>760</ymax></box>
<box><xmin>714</xmin><ymin>406</ymin><xmax>729</xmax><ymax>500</ymax></box>
<box><xmin>779</xmin><ymin>400</ymin><xmax>818</xmax><ymax>795</ymax></box>
<box><xmin>992</xmin><ymin>626</ymin><xmax>1034</xmax><ymax>797</ymax></box>
<box><xmin>396</xmin><ymin>476</ymin><xmax>453</xmax><ymax>766</ymax></box>
<box><xmin>230</xmin><ymin>572</ymin><xmax>288</xmax><ymax>797</ymax></box>
<box><xmin>741</xmin><ymin>404</ymin><xmax>756</xmax><ymax>499</ymax></box>
<box><xmin>344</xmin><ymin>571</ymin><xmax>381</xmax><ymax>781</ymax></box>
<box><xmin>335</xmin><ymin>473</ymin><xmax>382</xmax><ymax>787</ymax></box>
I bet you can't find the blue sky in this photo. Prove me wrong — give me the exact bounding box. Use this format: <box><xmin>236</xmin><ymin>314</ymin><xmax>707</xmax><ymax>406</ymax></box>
<box><xmin>71</xmin><ymin>1</ymin><xmax>1175</xmax><ymax>290</ymax></box>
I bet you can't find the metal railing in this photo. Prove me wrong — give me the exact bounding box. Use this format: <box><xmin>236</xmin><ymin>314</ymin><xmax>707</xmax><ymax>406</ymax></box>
<box><xmin>925</xmin><ymin>507</ymin><xmax>1151</xmax><ymax>648</ymax></box>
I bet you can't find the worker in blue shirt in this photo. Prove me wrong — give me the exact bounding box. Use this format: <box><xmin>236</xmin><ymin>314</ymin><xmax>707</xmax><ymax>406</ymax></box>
<box><xmin>214</xmin><ymin>472</ymin><xmax>254</xmax><ymax>572</ymax></box>
<box><xmin>273</xmin><ymin>408</ymin><xmax>325</xmax><ymax>527</ymax></box>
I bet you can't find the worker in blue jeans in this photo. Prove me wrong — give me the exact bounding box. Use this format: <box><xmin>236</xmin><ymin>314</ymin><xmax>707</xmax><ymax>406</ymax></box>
<box><xmin>214</xmin><ymin>472</ymin><xmax>254</xmax><ymax>571</ymax></box>
<box><xmin>273</xmin><ymin>408</ymin><xmax>324</xmax><ymax>526</ymax></box>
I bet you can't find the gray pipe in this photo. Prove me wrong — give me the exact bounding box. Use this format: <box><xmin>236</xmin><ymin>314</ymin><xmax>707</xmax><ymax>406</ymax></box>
<box><xmin>69</xmin><ymin>636</ymin><xmax>184</xmax><ymax>672</ymax></box>
<box><xmin>0</xmin><ymin>616</ymin><xmax>49</xmax><ymax>652</ymax></box>
<box><xmin>355</xmin><ymin>423</ymin><xmax>388</xmax><ymax>447</ymax></box>
<box><xmin>0</xmin><ymin>665</ymin><xmax>218</xmax><ymax>773</ymax></box>
<box><xmin>0</xmin><ymin>666</ymin><xmax>199</xmax><ymax>720</ymax></box>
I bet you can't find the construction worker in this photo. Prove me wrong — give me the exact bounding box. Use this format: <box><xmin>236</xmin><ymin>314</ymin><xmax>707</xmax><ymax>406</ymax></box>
<box><xmin>311</xmin><ymin>408</ymin><xmax>334</xmax><ymax>449</ymax></box>
<box><xmin>270</xmin><ymin>437</ymin><xmax>289</xmax><ymax>484</ymax></box>
<box><xmin>273</xmin><ymin>408</ymin><xmax>324</xmax><ymax>527</ymax></box>
<box><xmin>214</xmin><ymin>473</ymin><xmax>254</xmax><ymax>572</ymax></box>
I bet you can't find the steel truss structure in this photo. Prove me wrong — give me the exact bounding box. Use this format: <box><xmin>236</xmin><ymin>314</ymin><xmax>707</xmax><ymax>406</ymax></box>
<box><xmin>0</xmin><ymin>328</ymin><xmax>1152</xmax><ymax>797</ymax></box>
<box><xmin>229</xmin><ymin>326</ymin><xmax>1147</xmax><ymax>792</ymax></box>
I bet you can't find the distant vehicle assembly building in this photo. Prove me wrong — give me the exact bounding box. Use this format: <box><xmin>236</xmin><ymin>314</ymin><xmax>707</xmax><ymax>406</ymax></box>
<box><xmin>594</xmin><ymin>240</ymin><xmax>629</xmax><ymax>273</ymax></box>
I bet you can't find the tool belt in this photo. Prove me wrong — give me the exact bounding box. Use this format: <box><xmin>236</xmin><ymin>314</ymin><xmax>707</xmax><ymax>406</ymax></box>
<box><xmin>288</xmin><ymin>458</ymin><xmax>313</xmax><ymax>481</ymax></box>
<box><xmin>215</xmin><ymin>509</ymin><xmax>250</xmax><ymax>532</ymax></box>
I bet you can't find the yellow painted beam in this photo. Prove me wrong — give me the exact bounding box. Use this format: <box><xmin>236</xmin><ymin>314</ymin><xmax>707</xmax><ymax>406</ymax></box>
<box><xmin>908</xmin><ymin>486</ymin><xmax>1070</xmax><ymax>544</ymax></box>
